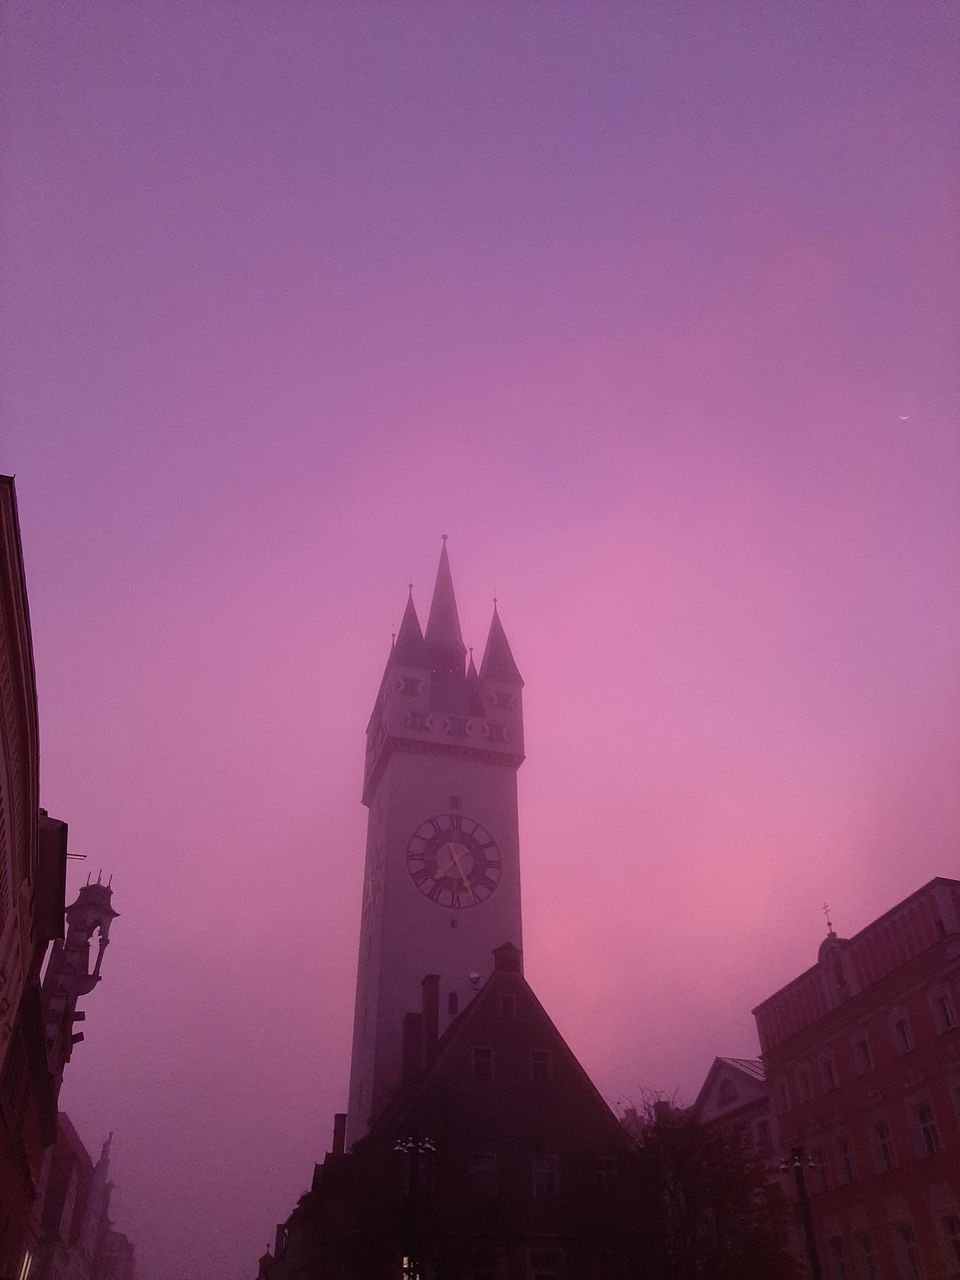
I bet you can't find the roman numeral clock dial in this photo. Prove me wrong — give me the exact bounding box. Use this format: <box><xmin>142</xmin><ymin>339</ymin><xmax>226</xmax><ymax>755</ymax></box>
<box><xmin>406</xmin><ymin>814</ymin><xmax>501</xmax><ymax>909</ymax></box>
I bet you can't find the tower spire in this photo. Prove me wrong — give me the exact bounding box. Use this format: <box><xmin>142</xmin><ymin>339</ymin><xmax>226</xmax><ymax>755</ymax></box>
<box><xmin>424</xmin><ymin>536</ymin><xmax>466</xmax><ymax>673</ymax></box>
<box><xmin>391</xmin><ymin>586</ymin><xmax>428</xmax><ymax>667</ymax></box>
<box><xmin>479</xmin><ymin>599</ymin><xmax>523</xmax><ymax>685</ymax></box>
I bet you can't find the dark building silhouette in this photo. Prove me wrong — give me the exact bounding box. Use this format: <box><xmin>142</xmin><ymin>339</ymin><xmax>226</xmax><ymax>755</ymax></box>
<box><xmin>0</xmin><ymin>476</ymin><xmax>69</xmax><ymax>1278</ymax></box>
<box><xmin>259</xmin><ymin>544</ymin><xmax>644</xmax><ymax>1278</ymax></box>
<box><xmin>261</xmin><ymin>945</ymin><xmax>641</xmax><ymax>1280</ymax></box>
<box><xmin>754</xmin><ymin>878</ymin><xmax>960</xmax><ymax>1279</ymax></box>
<box><xmin>30</xmin><ymin>1115</ymin><xmax>135</xmax><ymax>1280</ymax></box>
<box><xmin>41</xmin><ymin>878</ymin><xmax>119</xmax><ymax>1101</ymax></box>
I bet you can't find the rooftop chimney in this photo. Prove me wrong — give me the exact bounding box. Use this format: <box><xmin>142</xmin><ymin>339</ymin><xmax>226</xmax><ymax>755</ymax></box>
<box><xmin>332</xmin><ymin>1112</ymin><xmax>346</xmax><ymax>1157</ymax></box>
<box><xmin>422</xmin><ymin>974</ymin><xmax>440</xmax><ymax>1060</ymax></box>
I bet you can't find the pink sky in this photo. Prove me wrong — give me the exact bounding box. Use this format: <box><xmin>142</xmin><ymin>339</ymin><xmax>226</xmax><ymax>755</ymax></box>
<box><xmin>2</xmin><ymin>4</ymin><xmax>959</xmax><ymax>1278</ymax></box>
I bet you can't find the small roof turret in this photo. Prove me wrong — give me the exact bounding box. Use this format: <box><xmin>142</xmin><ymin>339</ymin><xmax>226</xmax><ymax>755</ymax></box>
<box><xmin>424</xmin><ymin>537</ymin><xmax>466</xmax><ymax>673</ymax></box>
<box><xmin>479</xmin><ymin>603</ymin><xmax>523</xmax><ymax>686</ymax></box>
<box><xmin>390</xmin><ymin>588</ymin><xmax>428</xmax><ymax>667</ymax></box>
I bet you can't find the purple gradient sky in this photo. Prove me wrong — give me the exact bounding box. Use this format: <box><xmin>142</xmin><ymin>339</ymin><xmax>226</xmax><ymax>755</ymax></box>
<box><xmin>2</xmin><ymin>4</ymin><xmax>959</xmax><ymax>1277</ymax></box>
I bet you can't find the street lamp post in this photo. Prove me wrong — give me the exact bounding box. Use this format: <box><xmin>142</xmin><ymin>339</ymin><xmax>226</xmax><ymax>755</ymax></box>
<box><xmin>780</xmin><ymin>1146</ymin><xmax>823</xmax><ymax>1280</ymax></box>
<box><xmin>394</xmin><ymin>1136</ymin><xmax>436</xmax><ymax>1280</ymax></box>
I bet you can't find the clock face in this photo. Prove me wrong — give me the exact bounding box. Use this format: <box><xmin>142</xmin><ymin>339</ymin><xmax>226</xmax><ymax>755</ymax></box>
<box><xmin>406</xmin><ymin>814</ymin><xmax>501</xmax><ymax>909</ymax></box>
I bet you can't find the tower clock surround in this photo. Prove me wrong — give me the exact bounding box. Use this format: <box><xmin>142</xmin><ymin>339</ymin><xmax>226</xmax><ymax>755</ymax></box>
<box><xmin>345</xmin><ymin>540</ymin><xmax>525</xmax><ymax>1146</ymax></box>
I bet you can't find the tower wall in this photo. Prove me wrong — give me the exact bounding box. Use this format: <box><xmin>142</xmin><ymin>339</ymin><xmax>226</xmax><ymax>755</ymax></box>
<box><xmin>347</xmin><ymin>744</ymin><xmax>522</xmax><ymax>1144</ymax></box>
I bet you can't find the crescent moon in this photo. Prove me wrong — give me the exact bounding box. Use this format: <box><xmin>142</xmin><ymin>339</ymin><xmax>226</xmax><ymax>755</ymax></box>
<box><xmin>898</xmin><ymin>414</ymin><xmax>910</xmax><ymax>421</ymax></box>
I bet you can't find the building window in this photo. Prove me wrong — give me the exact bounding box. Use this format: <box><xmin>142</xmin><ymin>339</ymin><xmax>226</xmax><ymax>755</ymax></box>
<box><xmin>836</xmin><ymin>1134</ymin><xmax>857</xmax><ymax>1184</ymax></box>
<box><xmin>595</xmin><ymin>1155</ymin><xmax>619</xmax><ymax>1190</ymax></box>
<box><xmin>531</xmin><ymin>1050</ymin><xmax>553</xmax><ymax>1084</ymax></box>
<box><xmin>911</xmin><ymin>1101</ymin><xmax>941</xmax><ymax>1157</ymax></box>
<box><xmin>892</xmin><ymin>1016</ymin><xmax>914</xmax><ymax>1054</ymax></box>
<box><xmin>819</xmin><ymin>1054</ymin><xmax>838</xmax><ymax>1092</ymax></box>
<box><xmin>755</xmin><ymin>1119</ymin><xmax>772</xmax><ymax>1156</ymax></box>
<box><xmin>856</xmin><ymin>1234</ymin><xmax>879</xmax><ymax>1280</ymax></box>
<box><xmin>827</xmin><ymin>1237</ymin><xmax>847</xmax><ymax>1280</ymax></box>
<box><xmin>465</xmin><ymin>1261</ymin><xmax>497</xmax><ymax>1280</ymax></box>
<box><xmin>468</xmin><ymin>1152</ymin><xmax>498</xmax><ymax>1197</ymax></box>
<box><xmin>532</xmin><ymin>1155</ymin><xmax>560</xmax><ymax>1199</ymax></box>
<box><xmin>933</xmin><ymin>992</ymin><xmax>957</xmax><ymax>1033</ymax></box>
<box><xmin>810</xmin><ymin>1148</ymin><xmax>830</xmax><ymax>1194</ymax></box>
<box><xmin>472</xmin><ymin>1047</ymin><xmax>494</xmax><ymax>1082</ymax></box>
<box><xmin>871</xmin><ymin>1120</ymin><xmax>897</xmax><ymax>1173</ymax></box>
<box><xmin>717</xmin><ymin>1078</ymin><xmax>738</xmax><ymax>1107</ymax></box>
<box><xmin>893</xmin><ymin>1223</ymin><xmax>923</xmax><ymax>1279</ymax></box>
<box><xmin>528</xmin><ymin>1250</ymin><xmax>562</xmax><ymax>1280</ymax></box>
<box><xmin>853</xmin><ymin>1035</ymin><xmax>873</xmax><ymax>1074</ymax></box>
<box><xmin>943</xmin><ymin>1215</ymin><xmax>960</xmax><ymax>1270</ymax></box>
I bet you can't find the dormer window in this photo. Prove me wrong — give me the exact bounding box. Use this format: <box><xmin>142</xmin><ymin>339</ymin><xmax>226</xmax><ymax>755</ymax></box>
<box><xmin>717</xmin><ymin>1078</ymin><xmax>737</xmax><ymax>1107</ymax></box>
<box><xmin>472</xmin><ymin>1046</ymin><xmax>494</xmax><ymax>1082</ymax></box>
<box><xmin>531</xmin><ymin>1050</ymin><xmax>553</xmax><ymax>1084</ymax></box>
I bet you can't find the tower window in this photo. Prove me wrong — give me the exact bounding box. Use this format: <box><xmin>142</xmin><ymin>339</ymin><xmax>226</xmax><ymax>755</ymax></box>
<box><xmin>445</xmin><ymin>715</ymin><xmax>470</xmax><ymax>738</ymax></box>
<box><xmin>397</xmin><ymin>677</ymin><xmax>424</xmax><ymax>696</ymax></box>
<box><xmin>405</xmin><ymin>710</ymin><xmax>432</xmax><ymax>732</ymax></box>
<box><xmin>491</xmin><ymin>691</ymin><xmax>515</xmax><ymax>710</ymax></box>
<box><xmin>467</xmin><ymin>1151</ymin><xmax>498</xmax><ymax>1196</ymax></box>
<box><xmin>532</xmin><ymin>1155</ymin><xmax>559</xmax><ymax>1199</ymax></box>
<box><xmin>472</xmin><ymin>1047</ymin><xmax>494</xmax><ymax>1082</ymax></box>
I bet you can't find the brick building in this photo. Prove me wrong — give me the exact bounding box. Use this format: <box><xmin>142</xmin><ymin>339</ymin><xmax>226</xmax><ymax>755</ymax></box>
<box><xmin>0</xmin><ymin>475</ymin><xmax>69</xmax><ymax>1278</ymax></box>
<box><xmin>754</xmin><ymin>878</ymin><xmax>960</xmax><ymax>1279</ymax></box>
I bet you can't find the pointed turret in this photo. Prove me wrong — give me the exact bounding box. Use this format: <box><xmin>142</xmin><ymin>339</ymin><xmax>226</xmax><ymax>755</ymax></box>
<box><xmin>390</xmin><ymin>588</ymin><xmax>428</xmax><ymax>667</ymax></box>
<box><xmin>479</xmin><ymin>602</ymin><xmax>523</xmax><ymax>686</ymax></box>
<box><xmin>424</xmin><ymin>537</ymin><xmax>466</xmax><ymax>674</ymax></box>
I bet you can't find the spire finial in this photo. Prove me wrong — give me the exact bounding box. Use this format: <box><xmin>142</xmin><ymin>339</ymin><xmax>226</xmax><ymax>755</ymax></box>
<box><xmin>823</xmin><ymin>902</ymin><xmax>835</xmax><ymax>935</ymax></box>
<box><xmin>441</xmin><ymin>533</ymin><xmax>448</xmax><ymax>543</ymax></box>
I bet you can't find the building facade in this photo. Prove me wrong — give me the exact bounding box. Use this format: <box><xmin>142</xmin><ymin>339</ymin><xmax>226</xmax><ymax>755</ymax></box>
<box><xmin>31</xmin><ymin>1116</ymin><xmax>135</xmax><ymax>1280</ymax></box>
<box><xmin>348</xmin><ymin>540</ymin><xmax>525</xmax><ymax>1145</ymax></box>
<box><xmin>690</xmin><ymin>1056</ymin><xmax>774</xmax><ymax>1164</ymax></box>
<box><xmin>0</xmin><ymin>476</ymin><xmax>69</xmax><ymax>1279</ymax></box>
<box><xmin>754</xmin><ymin>879</ymin><xmax>960</xmax><ymax>1280</ymax></box>
<box><xmin>263</xmin><ymin>945</ymin><xmax>642</xmax><ymax>1280</ymax></box>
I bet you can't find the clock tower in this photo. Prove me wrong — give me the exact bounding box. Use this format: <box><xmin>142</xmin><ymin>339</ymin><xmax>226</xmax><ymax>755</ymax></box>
<box><xmin>346</xmin><ymin>539</ymin><xmax>524</xmax><ymax>1145</ymax></box>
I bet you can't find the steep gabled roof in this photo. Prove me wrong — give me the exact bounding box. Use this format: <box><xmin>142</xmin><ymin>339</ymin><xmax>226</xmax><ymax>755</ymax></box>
<box><xmin>357</xmin><ymin>946</ymin><xmax>631</xmax><ymax>1157</ymax></box>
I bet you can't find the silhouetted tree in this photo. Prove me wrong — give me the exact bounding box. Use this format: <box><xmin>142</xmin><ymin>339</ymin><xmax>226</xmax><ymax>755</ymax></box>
<box><xmin>623</xmin><ymin>1100</ymin><xmax>799</xmax><ymax>1280</ymax></box>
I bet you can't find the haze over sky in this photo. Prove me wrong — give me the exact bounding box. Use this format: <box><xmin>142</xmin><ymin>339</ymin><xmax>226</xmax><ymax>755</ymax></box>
<box><xmin>2</xmin><ymin>3</ymin><xmax>959</xmax><ymax>1278</ymax></box>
